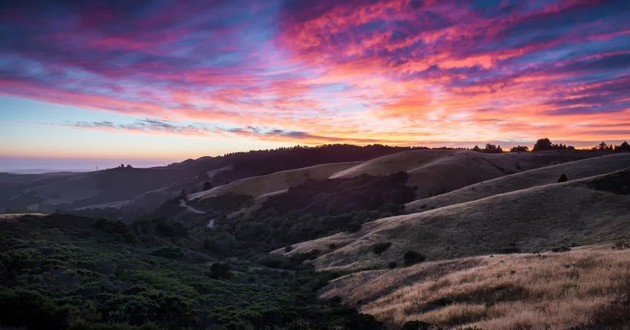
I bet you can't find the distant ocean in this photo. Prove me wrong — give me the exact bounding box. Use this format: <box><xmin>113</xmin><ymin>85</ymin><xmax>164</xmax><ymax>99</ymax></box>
<box><xmin>0</xmin><ymin>158</ymin><xmax>173</xmax><ymax>174</ymax></box>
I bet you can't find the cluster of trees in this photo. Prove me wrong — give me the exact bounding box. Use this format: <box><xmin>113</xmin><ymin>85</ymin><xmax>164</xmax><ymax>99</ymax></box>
<box><xmin>472</xmin><ymin>138</ymin><xmax>579</xmax><ymax>153</ymax></box>
<box><xmin>0</xmin><ymin>214</ymin><xmax>384</xmax><ymax>329</ymax></box>
<box><xmin>592</xmin><ymin>141</ymin><xmax>630</xmax><ymax>152</ymax></box>
<box><xmin>472</xmin><ymin>144</ymin><xmax>504</xmax><ymax>153</ymax></box>
<box><xmin>221</xmin><ymin>172</ymin><xmax>416</xmax><ymax>252</ymax></box>
<box><xmin>532</xmin><ymin>138</ymin><xmax>575</xmax><ymax>151</ymax></box>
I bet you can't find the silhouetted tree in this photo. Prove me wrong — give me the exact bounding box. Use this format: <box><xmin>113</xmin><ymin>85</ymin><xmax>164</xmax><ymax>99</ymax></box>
<box><xmin>615</xmin><ymin>141</ymin><xmax>630</xmax><ymax>152</ymax></box>
<box><xmin>533</xmin><ymin>138</ymin><xmax>553</xmax><ymax>151</ymax></box>
<box><xmin>510</xmin><ymin>145</ymin><xmax>529</xmax><ymax>152</ymax></box>
<box><xmin>533</xmin><ymin>138</ymin><xmax>573</xmax><ymax>151</ymax></box>
<box><xmin>472</xmin><ymin>145</ymin><xmax>481</xmax><ymax>152</ymax></box>
<box><xmin>202</xmin><ymin>181</ymin><xmax>213</xmax><ymax>191</ymax></box>
<box><xmin>483</xmin><ymin>144</ymin><xmax>503</xmax><ymax>153</ymax></box>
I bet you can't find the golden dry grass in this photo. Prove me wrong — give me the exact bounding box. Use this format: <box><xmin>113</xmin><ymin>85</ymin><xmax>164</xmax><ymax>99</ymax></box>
<box><xmin>320</xmin><ymin>244</ymin><xmax>630</xmax><ymax>329</ymax></box>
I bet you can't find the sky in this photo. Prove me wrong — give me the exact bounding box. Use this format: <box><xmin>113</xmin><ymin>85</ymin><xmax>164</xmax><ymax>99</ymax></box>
<box><xmin>1</xmin><ymin>0</ymin><xmax>629</xmax><ymax>172</ymax></box>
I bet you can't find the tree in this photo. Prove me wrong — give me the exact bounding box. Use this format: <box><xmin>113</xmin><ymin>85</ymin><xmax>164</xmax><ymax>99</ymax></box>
<box><xmin>483</xmin><ymin>144</ymin><xmax>503</xmax><ymax>153</ymax></box>
<box><xmin>403</xmin><ymin>250</ymin><xmax>426</xmax><ymax>266</ymax></box>
<box><xmin>533</xmin><ymin>138</ymin><xmax>573</xmax><ymax>151</ymax></box>
<box><xmin>615</xmin><ymin>141</ymin><xmax>630</xmax><ymax>152</ymax></box>
<box><xmin>510</xmin><ymin>145</ymin><xmax>529</xmax><ymax>152</ymax></box>
<box><xmin>472</xmin><ymin>145</ymin><xmax>481</xmax><ymax>152</ymax></box>
<box><xmin>533</xmin><ymin>138</ymin><xmax>553</xmax><ymax>151</ymax></box>
<box><xmin>202</xmin><ymin>181</ymin><xmax>213</xmax><ymax>191</ymax></box>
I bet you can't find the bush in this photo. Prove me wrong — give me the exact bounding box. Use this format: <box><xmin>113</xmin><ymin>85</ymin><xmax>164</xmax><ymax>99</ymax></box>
<box><xmin>498</xmin><ymin>247</ymin><xmax>520</xmax><ymax>254</ymax></box>
<box><xmin>150</xmin><ymin>247</ymin><xmax>184</xmax><ymax>259</ymax></box>
<box><xmin>402</xmin><ymin>320</ymin><xmax>433</xmax><ymax>330</ymax></box>
<box><xmin>345</xmin><ymin>221</ymin><xmax>362</xmax><ymax>233</ymax></box>
<box><xmin>388</xmin><ymin>262</ymin><xmax>397</xmax><ymax>269</ymax></box>
<box><xmin>403</xmin><ymin>251</ymin><xmax>426</xmax><ymax>266</ymax></box>
<box><xmin>208</xmin><ymin>263</ymin><xmax>232</xmax><ymax>279</ymax></box>
<box><xmin>0</xmin><ymin>289</ymin><xmax>71</xmax><ymax>329</ymax></box>
<box><xmin>372</xmin><ymin>242</ymin><xmax>392</xmax><ymax>254</ymax></box>
<box><xmin>558</xmin><ymin>173</ymin><xmax>568</xmax><ymax>182</ymax></box>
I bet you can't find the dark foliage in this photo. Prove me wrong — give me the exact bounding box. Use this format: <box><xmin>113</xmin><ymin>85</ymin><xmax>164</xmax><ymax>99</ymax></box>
<box><xmin>532</xmin><ymin>138</ymin><xmax>575</xmax><ymax>151</ymax></box>
<box><xmin>222</xmin><ymin>172</ymin><xmax>415</xmax><ymax>251</ymax></box>
<box><xmin>0</xmin><ymin>215</ymin><xmax>383</xmax><ymax>329</ymax></box>
<box><xmin>498</xmin><ymin>247</ymin><xmax>520</xmax><ymax>254</ymax></box>
<box><xmin>372</xmin><ymin>242</ymin><xmax>392</xmax><ymax>254</ymax></box>
<box><xmin>403</xmin><ymin>250</ymin><xmax>426</xmax><ymax>266</ymax></box>
<box><xmin>551</xmin><ymin>246</ymin><xmax>571</xmax><ymax>252</ymax></box>
<box><xmin>510</xmin><ymin>145</ymin><xmax>529</xmax><ymax>152</ymax></box>
<box><xmin>402</xmin><ymin>320</ymin><xmax>434</xmax><ymax>330</ymax></box>
<box><xmin>208</xmin><ymin>263</ymin><xmax>232</xmax><ymax>279</ymax></box>
<box><xmin>472</xmin><ymin>144</ymin><xmax>503</xmax><ymax>153</ymax></box>
<box><xmin>615</xmin><ymin>141</ymin><xmax>630</xmax><ymax>152</ymax></box>
<box><xmin>558</xmin><ymin>173</ymin><xmax>568</xmax><ymax>182</ymax></box>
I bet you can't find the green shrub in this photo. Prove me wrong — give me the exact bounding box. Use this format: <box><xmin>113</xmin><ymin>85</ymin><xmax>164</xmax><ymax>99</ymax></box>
<box><xmin>150</xmin><ymin>246</ymin><xmax>184</xmax><ymax>259</ymax></box>
<box><xmin>208</xmin><ymin>263</ymin><xmax>232</xmax><ymax>279</ymax></box>
<box><xmin>0</xmin><ymin>289</ymin><xmax>72</xmax><ymax>329</ymax></box>
<box><xmin>345</xmin><ymin>221</ymin><xmax>362</xmax><ymax>232</ymax></box>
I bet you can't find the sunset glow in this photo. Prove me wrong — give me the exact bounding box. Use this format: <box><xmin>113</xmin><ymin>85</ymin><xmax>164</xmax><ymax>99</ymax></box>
<box><xmin>1</xmin><ymin>0</ymin><xmax>629</xmax><ymax>170</ymax></box>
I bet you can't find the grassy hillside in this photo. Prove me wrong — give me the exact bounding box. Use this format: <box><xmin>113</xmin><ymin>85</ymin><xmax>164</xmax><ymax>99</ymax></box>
<box><xmin>190</xmin><ymin>161</ymin><xmax>360</xmax><ymax>200</ymax></box>
<box><xmin>320</xmin><ymin>244</ymin><xmax>630</xmax><ymax>329</ymax></box>
<box><xmin>332</xmin><ymin>149</ymin><xmax>604</xmax><ymax>199</ymax></box>
<box><xmin>1</xmin><ymin>144</ymin><xmax>414</xmax><ymax>218</ymax></box>
<box><xmin>406</xmin><ymin>153</ymin><xmax>630</xmax><ymax>213</ymax></box>
<box><xmin>280</xmin><ymin>168</ymin><xmax>630</xmax><ymax>272</ymax></box>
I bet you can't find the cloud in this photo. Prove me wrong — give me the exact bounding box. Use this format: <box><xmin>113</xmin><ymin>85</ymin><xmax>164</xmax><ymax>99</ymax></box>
<box><xmin>1</xmin><ymin>0</ymin><xmax>629</xmax><ymax>147</ymax></box>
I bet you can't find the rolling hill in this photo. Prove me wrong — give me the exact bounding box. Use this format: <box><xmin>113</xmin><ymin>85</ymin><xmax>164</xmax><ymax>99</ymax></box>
<box><xmin>190</xmin><ymin>161</ymin><xmax>360</xmax><ymax>200</ymax></box>
<box><xmin>406</xmin><ymin>153</ymin><xmax>630</xmax><ymax>213</ymax></box>
<box><xmin>320</xmin><ymin>244</ymin><xmax>630</xmax><ymax>329</ymax></box>
<box><xmin>279</xmin><ymin>168</ymin><xmax>630</xmax><ymax>272</ymax></box>
<box><xmin>331</xmin><ymin>149</ymin><xmax>604</xmax><ymax>198</ymax></box>
<box><xmin>0</xmin><ymin>144</ymin><xmax>412</xmax><ymax>218</ymax></box>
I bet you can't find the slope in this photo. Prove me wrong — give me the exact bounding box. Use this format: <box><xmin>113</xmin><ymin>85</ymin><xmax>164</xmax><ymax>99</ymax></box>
<box><xmin>279</xmin><ymin>168</ymin><xmax>630</xmax><ymax>272</ymax></box>
<box><xmin>319</xmin><ymin>244</ymin><xmax>630</xmax><ymax>329</ymax></box>
<box><xmin>406</xmin><ymin>152</ymin><xmax>630</xmax><ymax>212</ymax></box>
<box><xmin>331</xmin><ymin>149</ymin><xmax>604</xmax><ymax>198</ymax></box>
<box><xmin>190</xmin><ymin>161</ymin><xmax>360</xmax><ymax>200</ymax></box>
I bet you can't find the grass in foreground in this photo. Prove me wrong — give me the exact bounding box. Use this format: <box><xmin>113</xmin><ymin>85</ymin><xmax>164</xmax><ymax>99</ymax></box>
<box><xmin>321</xmin><ymin>244</ymin><xmax>630</xmax><ymax>329</ymax></box>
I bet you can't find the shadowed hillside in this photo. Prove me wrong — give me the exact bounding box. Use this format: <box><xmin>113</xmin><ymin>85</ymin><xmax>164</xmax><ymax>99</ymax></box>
<box><xmin>190</xmin><ymin>161</ymin><xmax>360</xmax><ymax>201</ymax></box>
<box><xmin>0</xmin><ymin>145</ymin><xmax>412</xmax><ymax>218</ymax></box>
<box><xmin>279</xmin><ymin>168</ymin><xmax>630</xmax><ymax>272</ymax></box>
<box><xmin>406</xmin><ymin>153</ymin><xmax>630</xmax><ymax>212</ymax></box>
<box><xmin>331</xmin><ymin>149</ymin><xmax>604</xmax><ymax>199</ymax></box>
